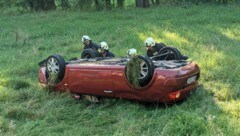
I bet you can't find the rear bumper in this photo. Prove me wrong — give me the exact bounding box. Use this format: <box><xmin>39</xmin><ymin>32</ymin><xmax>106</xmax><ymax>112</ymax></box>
<box><xmin>161</xmin><ymin>81</ymin><xmax>198</xmax><ymax>102</ymax></box>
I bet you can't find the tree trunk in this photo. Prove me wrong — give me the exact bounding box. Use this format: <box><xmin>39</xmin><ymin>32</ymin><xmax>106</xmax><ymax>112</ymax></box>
<box><xmin>61</xmin><ymin>0</ymin><xmax>70</xmax><ymax>8</ymax></box>
<box><xmin>44</xmin><ymin>0</ymin><xmax>56</xmax><ymax>10</ymax></box>
<box><xmin>223</xmin><ymin>0</ymin><xmax>228</xmax><ymax>4</ymax></box>
<box><xmin>26</xmin><ymin>0</ymin><xmax>56</xmax><ymax>11</ymax></box>
<box><xmin>77</xmin><ymin>0</ymin><xmax>93</xmax><ymax>9</ymax></box>
<box><xmin>117</xmin><ymin>0</ymin><xmax>124</xmax><ymax>8</ymax></box>
<box><xmin>105</xmin><ymin>0</ymin><xmax>111</xmax><ymax>9</ymax></box>
<box><xmin>136</xmin><ymin>0</ymin><xmax>149</xmax><ymax>8</ymax></box>
<box><xmin>151</xmin><ymin>0</ymin><xmax>160</xmax><ymax>5</ymax></box>
<box><xmin>151</xmin><ymin>0</ymin><xmax>155</xmax><ymax>5</ymax></box>
<box><xmin>94</xmin><ymin>0</ymin><xmax>100</xmax><ymax>10</ymax></box>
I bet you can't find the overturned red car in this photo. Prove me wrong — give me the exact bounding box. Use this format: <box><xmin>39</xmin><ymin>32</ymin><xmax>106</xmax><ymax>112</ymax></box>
<box><xmin>38</xmin><ymin>50</ymin><xmax>200</xmax><ymax>103</ymax></box>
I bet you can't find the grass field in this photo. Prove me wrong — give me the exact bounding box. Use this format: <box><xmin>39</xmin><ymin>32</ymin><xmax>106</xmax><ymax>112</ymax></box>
<box><xmin>0</xmin><ymin>5</ymin><xmax>240</xmax><ymax>135</ymax></box>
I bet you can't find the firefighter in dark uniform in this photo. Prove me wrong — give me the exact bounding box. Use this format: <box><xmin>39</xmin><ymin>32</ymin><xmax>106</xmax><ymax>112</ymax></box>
<box><xmin>82</xmin><ymin>35</ymin><xmax>99</xmax><ymax>50</ymax></box>
<box><xmin>126</xmin><ymin>48</ymin><xmax>140</xmax><ymax>87</ymax></box>
<box><xmin>145</xmin><ymin>37</ymin><xmax>188</xmax><ymax>60</ymax></box>
<box><xmin>98</xmin><ymin>41</ymin><xmax>115</xmax><ymax>58</ymax></box>
<box><xmin>145</xmin><ymin>37</ymin><xmax>166</xmax><ymax>58</ymax></box>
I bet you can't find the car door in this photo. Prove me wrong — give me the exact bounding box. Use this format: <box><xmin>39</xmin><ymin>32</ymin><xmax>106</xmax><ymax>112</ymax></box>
<box><xmin>67</xmin><ymin>67</ymin><xmax>114</xmax><ymax>97</ymax></box>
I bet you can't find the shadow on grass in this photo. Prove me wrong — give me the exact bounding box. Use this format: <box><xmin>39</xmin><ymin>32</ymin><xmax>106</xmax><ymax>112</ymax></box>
<box><xmin>69</xmin><ymin>84</ymin><xmax>239</xmax><ymax>135</ymax></box>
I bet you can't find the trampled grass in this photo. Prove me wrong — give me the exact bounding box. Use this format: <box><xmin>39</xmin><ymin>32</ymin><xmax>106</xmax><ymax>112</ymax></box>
<box><xmin>0</xmin><ymin>5</ymin><xmax>240</xmax><ymax>135</ymax></box>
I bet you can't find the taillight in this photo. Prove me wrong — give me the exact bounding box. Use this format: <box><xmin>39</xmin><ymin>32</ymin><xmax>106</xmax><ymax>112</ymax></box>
<box><xmin>168</xmin><ymin>91</ymin><xmax>181</xmax><ymax>99</ymax></box>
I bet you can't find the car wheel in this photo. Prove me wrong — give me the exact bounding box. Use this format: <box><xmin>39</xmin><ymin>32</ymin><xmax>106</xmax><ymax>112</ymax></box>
<box><xmin>126</xmin><ymin>55</ymin><xmax>154</xmax><ymax>87</ymax></box>
<box><xmin>174</xmin><ymin>47</ymin><xmax>189</xmax><ymax>60</ymax></box>
<box><xmin>138</xmin><ymin>55</ymin><xmax>154</xmax><ymax>86</ymax></box>
<box><xmin>158</xmin><ymin>46</ymin><xmax>181</xmax><ymax>60</ymax></box>
<box><xmin>46</xmin><ymin>54</ymin><xmax>66</xmax><ymax>84</ymax></box>
<box><xmin>81</xmin><ymin>49</ymin><xmax>100</xmax><ymax>59</ymax></box>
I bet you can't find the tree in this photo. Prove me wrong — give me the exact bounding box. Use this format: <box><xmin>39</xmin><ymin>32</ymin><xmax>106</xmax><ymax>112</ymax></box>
<box><xmin>61</xmin><ymin>0</ymin><xmax>70</xmax><ymax>8</ymax></box>
<box><xmin>25</xmin><ymin>0</ymin><xmax>56</xmax><ymax>11</ymax></box>
<box><xmin>136</xmin><ymin>0</ymin><xmax>149</xmax><ymax>8</ymax></box>
<box><xmin>94</xmin><ymin>0</ymin><xmax>100</xmax><ymax>10</ymax></box>
<box><xmin>117</xmin><ymin>0</ymin><xmax>124</xmax><ymax>8</ymax></box>
<box><xmin>76</xmin><ymin>0</ymin><xmax>93</xmax><ymax>9</ymax></box>
<box><xmin>105</xmin><ymin>0</ymin><xmax>111</xmax><ymax>9</ymax></box>
<box><xmin>151</xmin><ymin>0</ymin><xmax>160</xmax><ymax>5</ymax></box>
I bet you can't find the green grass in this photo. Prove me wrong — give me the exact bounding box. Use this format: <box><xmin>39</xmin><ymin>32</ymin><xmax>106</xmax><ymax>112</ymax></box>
<box><xmin>0</xmin><ymin>5</ymin><xmax>240</xmax><ymax>135</ymax></box>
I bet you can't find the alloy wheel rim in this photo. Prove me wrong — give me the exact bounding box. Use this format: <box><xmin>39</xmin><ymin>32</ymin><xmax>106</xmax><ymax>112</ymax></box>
<box><xmin>140</xmin><ymin>61</ymin><xmax>148</xmax><ymax>79</ymax></box>
<box><xmin>47</xmin><ymin>58</ymin><xmax>59</xmax><ymax>75</ymax></box>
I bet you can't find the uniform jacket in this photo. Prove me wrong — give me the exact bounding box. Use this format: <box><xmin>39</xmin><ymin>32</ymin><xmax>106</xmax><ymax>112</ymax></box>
<box><xmin>83</xmin><ymin>41</ymin><xmax>99</xmax><ymax>50</ymax></box>
<box><xmin>147</xmin><ymin>42</ymin><xmax>166</xmax><ymax>57</ymax></box>
<box><xmin>100</xmin><ymin>51</ymin><xmax>115</xmax><ymax>58</ymax></box>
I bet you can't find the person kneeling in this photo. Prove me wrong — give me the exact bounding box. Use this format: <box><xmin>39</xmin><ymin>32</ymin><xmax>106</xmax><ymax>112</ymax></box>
<box><xmin>82</xmin><ymin>35</ymin><xmax>99</xmax><ymax>50</ymax></box>
<box><xmin>98</xmin><ymin>41</ymin><xmax>115</xmax><ymax>58</ymax></box>
<box><xmin>145</xmin><ymin>37</ymin><xmax>188</xmax><ymax>60</ymax></box>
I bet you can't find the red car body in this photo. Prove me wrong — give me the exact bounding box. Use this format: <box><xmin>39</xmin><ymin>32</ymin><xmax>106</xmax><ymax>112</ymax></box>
<box><xmin>38</xmin><ymin>57</ymin><xmax>200</xmax><ymax>103</ymax></box>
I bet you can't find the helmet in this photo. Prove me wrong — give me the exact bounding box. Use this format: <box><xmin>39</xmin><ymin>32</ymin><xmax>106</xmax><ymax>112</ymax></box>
<box><xmin>145</xmin><ymin>37</ymin><xmax>155</xmax><ymax>47</ymax></box>
<box><xmin>100</xmin><ymin>41</ymin><xmax>109</xmax><ymax>50</ymax></box>
<box><xmin>82</xmin><ymin>35</ymin><xmax>91</xmax><ymax>42</ymax></box>
<box><xmin>127</xmin><ymin>48</ymin><xmax>137</xmax><ymax>57</ymax></box>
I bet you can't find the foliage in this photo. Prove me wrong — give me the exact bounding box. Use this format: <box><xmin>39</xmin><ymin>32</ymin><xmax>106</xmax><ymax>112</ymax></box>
<box><xmin>153</xmin><ymin>0</ymin><xmax>237</xmax><ymax>5</ymax></box>
<box><xmin>126</xmin><ymin>56</ymin><xmax>141</xmax><ymax>87</ymax></box>
<box><xmin>75</xmin><ymin>0</ymin><xmax>126</xmax><ymax>10</ymax></box>
<box><xmin>23</xmin><ymin>0</ymin><xmax>56</xmax><ymax>11</ymax></box>
<box><xmin>0</xmin><ymin>0</ymin><xmax>239</xmax><ymax>13</ymax></box>
<box><xmin>213</xmin><ymin>0</ymin><xmax>235</xmax><ymax>4</ymax></box>
<box><xmin>76</xmin><ymin>0</ymin><xmax>93</xmax><ymax>9</ymax></box>
<box><xmin>60</xmin><ymin>0</ymin><xmax>70</xmax><ymax>8</ymax></box>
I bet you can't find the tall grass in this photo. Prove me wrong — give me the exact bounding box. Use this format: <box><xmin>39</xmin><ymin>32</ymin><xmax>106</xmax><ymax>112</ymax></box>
<box><xmin>0</xmin><ymin>5</ymin><xmax>240</xmax><ymax>135</ymax></box>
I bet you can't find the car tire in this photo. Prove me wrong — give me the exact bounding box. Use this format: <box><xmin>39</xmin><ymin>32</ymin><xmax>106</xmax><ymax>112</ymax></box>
<box><xmin>126</xmin><ymin>55</ymin><xmax>154</xmax><ymax>87</ymax></box>
<box><xmin>46</xmin><ymin>54</ymin><xmax>66</xmax><ymax>84</ymax></box>
<box><xmin>81</xmin><ymin>49</ymin><xmax>100</xmax><ymax>59</ymax></box>
<box><xmin>138</xmin><ymin>55</ymin><xmax>154</xmax><ymax>86</ymax></box>
<box><xmin>158</xmin><ymin>46</ymin><xmax>181</xmax><ymax>60</ymax></box>
<box><xmin>174</xmin><ymin>48</ymin><xmax>189</xmax><ymax>60</ymax></box>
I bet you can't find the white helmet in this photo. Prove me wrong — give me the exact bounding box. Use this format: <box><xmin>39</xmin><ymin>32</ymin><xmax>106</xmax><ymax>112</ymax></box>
<box><xmin>100</xmin><ymin>41</ymin><xmax>109</xmax><ymax>50</ymax></box>
<box><xmin>127</xmin><ymin>48</ymin><xmax>137</xmax><ymax>57</ymax></box>
<box><xmin>145</xmin><ymin>37</ymin><xmax>155</xmax><ymax>47</ymax></box>
<box><xmin>82</xmin><ymin>35</ymin><xmax>91</xmax><ymax>42</ymax></box>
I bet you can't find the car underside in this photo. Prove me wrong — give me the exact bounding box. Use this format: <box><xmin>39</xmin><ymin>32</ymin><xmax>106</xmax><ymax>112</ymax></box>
<box><xmin>38</xmin><ymin>54</ymin><xmax>200</xmax><ymax>103</ymax></box>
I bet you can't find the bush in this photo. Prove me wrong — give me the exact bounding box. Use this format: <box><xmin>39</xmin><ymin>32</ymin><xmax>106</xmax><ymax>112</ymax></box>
<box><xmin>76</xmin><ymin>0</ymin><xmax>93</xmax><ymax>9</ymax></box>
<box><xmin>0</xmin><ymin>0</ymin><xmax>239</xmax><ymax>13</ymax></box>
<box><xmin>156</xmin><ymin>0</ymin><xmax>237</xmax><ymax>5</ymax></box>
<box><xmin>214</xmin><ymin>0</ymin><xmax>235</xmax><ymax>4</ymax></box>
<box><xmin>24</xmin><ymin>0</ymin><xmax>56</xmax><ymax>11</ymax></box>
